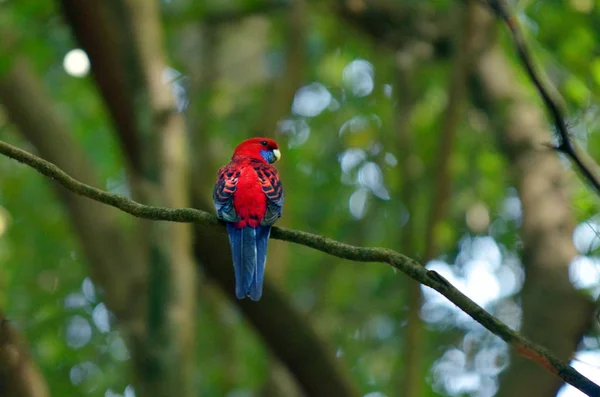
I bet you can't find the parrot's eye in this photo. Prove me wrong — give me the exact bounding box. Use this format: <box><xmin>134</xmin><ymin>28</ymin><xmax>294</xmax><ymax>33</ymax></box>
<box><xmin>260</xmin><ymin>140</ymin><xmax>268</xmax><ymax>146</ymax></box>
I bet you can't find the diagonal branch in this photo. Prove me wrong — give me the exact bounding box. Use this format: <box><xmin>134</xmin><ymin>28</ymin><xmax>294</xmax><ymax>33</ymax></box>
<box><xmin>0</xmin><ymin>140</ymin><xmax>598</xmax><ymax>395</ymax></box>
<box><xmin>18</xmin><ymin>3</ymin><xmax>355</xmax><ymax>392</ymax></box>
<box><xmin>487</xmin><ymin>0</ymin><xmax>600</xmax><ymax>194</ymax></box>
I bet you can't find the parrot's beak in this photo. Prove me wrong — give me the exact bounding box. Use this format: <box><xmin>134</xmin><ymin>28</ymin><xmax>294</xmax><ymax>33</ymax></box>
<box><xmin>272</xmin><ymin>149</ymin><xmax>281</xmax><ymax>163</ymax></box>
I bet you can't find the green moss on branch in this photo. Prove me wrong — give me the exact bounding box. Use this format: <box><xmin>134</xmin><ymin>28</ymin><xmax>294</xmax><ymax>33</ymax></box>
<box><xmin>0</xmin><ymin>139</ymin><xmax>597</xmax><ymax>395</ymax></box>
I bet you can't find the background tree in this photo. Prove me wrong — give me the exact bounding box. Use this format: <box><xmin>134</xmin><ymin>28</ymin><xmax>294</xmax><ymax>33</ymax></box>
<box><xmin>0</xmin><ymin>0</ymin><xmax>598</xmax><ymax>396</ymax></box>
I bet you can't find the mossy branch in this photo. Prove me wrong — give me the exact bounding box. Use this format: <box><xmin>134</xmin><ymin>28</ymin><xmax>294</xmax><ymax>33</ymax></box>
<box><xmin>0</xmin><ymin>139</ymin><xmax>598</xmax><ymax>395</ymax></box>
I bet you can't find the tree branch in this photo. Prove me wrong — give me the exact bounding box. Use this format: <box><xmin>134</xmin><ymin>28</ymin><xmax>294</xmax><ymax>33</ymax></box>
<box><xmin>486</xmin><ymin>0</ymin><xmax>600</xmax><ymax>194</ymax></box>
<box><xmin>189</xmin><ymin>208</ymin><xmax>358</xmax><ymax>397</ymax></box>
<box><xmin>473</xmin><ymin>21</ymin><xmax>596</xmax><ymax>396</ymax></box>
<box><xmin>0</xmin><ymin>139</ymin><xmax>598</xmax><ymax>395</ymax></box>
<box><xmin>59</xmin><ymin>1</ymin><xmax>356</xmax><ymax>392</ymax></box>
<box><xmin>0</xmin><ymin>57</ymin><xmax>149</xmax><ymax>334</ymax></box>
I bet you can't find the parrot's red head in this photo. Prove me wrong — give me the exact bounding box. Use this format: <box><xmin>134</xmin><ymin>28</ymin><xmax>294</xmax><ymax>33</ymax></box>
<box><xmin>232</xmin><ymin>137</ymin><xmax>281</xmax><ymax>164</ymax></box>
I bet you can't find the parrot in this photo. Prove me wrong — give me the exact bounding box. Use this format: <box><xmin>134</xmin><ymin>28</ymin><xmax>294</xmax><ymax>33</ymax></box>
<box><xmin>213</xmin><ymin>138</ymin><xmax>284</xmax><ymax>301</ymax></box>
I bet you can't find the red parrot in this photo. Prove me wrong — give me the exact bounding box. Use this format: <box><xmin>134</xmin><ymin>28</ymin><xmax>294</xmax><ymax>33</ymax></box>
<box><xmin>213</xmin><ymin>138</ymin><xmax>284</xmax><ymax>301</ymax></box>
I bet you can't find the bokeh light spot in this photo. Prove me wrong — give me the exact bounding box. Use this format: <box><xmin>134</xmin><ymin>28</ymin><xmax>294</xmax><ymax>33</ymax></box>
<box><xmin>63</xmin><ymin>49</ymin><xmax>90</xmax><ymax>77</ymax></box>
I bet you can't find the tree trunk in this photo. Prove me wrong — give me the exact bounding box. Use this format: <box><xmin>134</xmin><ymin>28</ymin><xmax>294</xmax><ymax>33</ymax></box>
<box><xmin>476</xmin><ymin>40</ymin><xmax>595</xmax><ymax>397</ymax></box>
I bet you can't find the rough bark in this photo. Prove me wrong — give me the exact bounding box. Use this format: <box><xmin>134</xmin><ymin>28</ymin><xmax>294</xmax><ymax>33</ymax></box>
<box><xmin>476</xmin><ymin>36</ymin><xmax>595</xmax><ymax>397</ymax></box>
<box><xmin>0</xmin><ymin>314</ymin><xmax>50</xmax><ymax>397</ymax></box>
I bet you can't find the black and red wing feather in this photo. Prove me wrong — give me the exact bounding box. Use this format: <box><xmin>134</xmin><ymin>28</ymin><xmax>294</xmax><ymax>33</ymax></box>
<box><xmin>256</xmin><ymin>164</ymin><xmax>284</xmax><ymax>226</ymax></box>
<box><xmin>213</xmin><ymin>164</ymin><xmax>241</xmax><ymax>223</ymax></box>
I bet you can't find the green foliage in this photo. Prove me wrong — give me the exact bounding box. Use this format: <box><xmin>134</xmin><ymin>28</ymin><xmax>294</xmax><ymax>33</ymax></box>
<box><xmin>0</xmin><ymin>0</ymin><xmax>599</xmax><ymax>396</ymax></box>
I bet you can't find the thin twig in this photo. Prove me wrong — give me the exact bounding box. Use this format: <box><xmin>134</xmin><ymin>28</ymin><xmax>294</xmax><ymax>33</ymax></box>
<box><xmin>0</xmin><ymin>140</ymin><xmax>598</xmax><ymax>395</ymax></box>
<box><xmin>487</xmin><ymin>0</ymin><xmax>600</xmax><ymax>195</ymax></box>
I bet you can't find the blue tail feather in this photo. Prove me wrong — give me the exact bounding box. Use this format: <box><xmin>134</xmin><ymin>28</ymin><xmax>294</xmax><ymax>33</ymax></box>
<box><xmin>248</xmin><ymin>225</ymin><xmax>271</xmax><ymax>301</ymax></box>
<box><xmin>227</xmin><ymin>224</ymin><xmax>271</xmax><ymax>301</ymax></box>
<box><xmin>227</xmin><ymin>224</ymin><xmax>258</xmax><ymax>299</ymax></box>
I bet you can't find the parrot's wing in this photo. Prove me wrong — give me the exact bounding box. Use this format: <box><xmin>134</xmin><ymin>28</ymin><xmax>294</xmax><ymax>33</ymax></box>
<box><xmin>257</xmin><ymin>164</ymin><xmax>284</xmax><ymax>226</ymax></box>
<box><xmin>213</xmin><ymin>164</ymin><xmax>241</xmax><ymax>223</ymax></box>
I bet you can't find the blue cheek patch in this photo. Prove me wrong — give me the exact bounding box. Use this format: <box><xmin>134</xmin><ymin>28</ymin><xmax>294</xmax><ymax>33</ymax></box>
<box><xmin>260</xmin><ymin>150</ymin><xmax>275</xmax><ymax>163</ymax></box>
